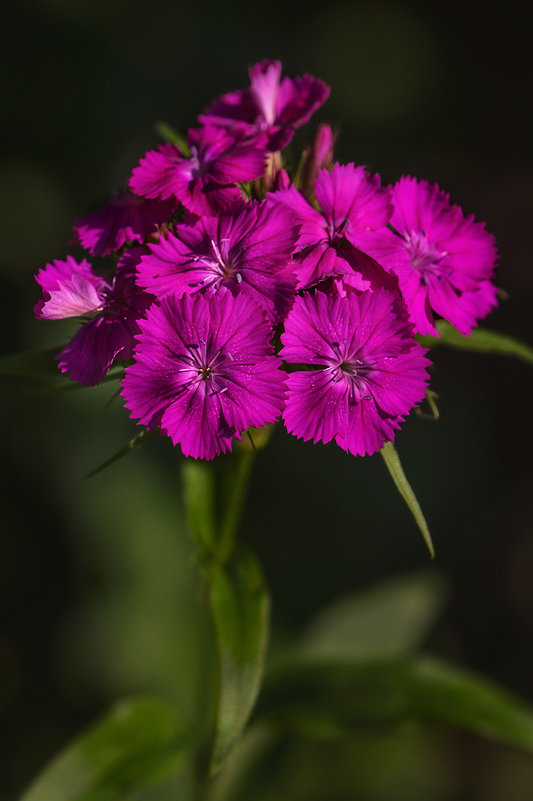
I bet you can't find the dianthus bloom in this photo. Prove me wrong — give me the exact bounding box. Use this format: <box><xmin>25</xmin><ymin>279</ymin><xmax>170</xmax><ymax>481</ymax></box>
<box><xmin>35</xmin><ymin>249</ymin><xmax>153</xmax><ymax>385</ymax></box>
<box><xmin>270</xmin><ymin>163</ymin><xmax>392</xmax><ymax>289</ymax></box>
<box><xmin>355</xmin><ymin>177</ymin><xmax>498</xmax><ymax>335</ymax></box>
<box><xmin>136</xmin><ymin>200</ymin><xmax>300</xmax><ymax>322</ymax></box>
<box><xmin>121</xmin><ymin>291</ymin><xmax>286</xmax><ymax>459</ymax></box>
<box><xmin>74</xmin><ymin>191</ymin><xmax>176</xmax><ymax>257</ymax></box>
<box><xmin>130</xmin><ymin>125</ymin><xmax>267</xmax><ymax>216</ymax></box>
<box><xmin>280</xmin><ymin>289</ymin><xmax>430</xmax><ymax>456</ymax></box>
<box><xmin>200</xmin><ymin>59</ymin><xmax>330</xmax><ymax>151</ymax></box>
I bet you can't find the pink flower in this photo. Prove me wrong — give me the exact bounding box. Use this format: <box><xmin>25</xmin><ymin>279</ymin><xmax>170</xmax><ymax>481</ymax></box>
<box><xmin>356</xmin><ymin>177</ymin><xmax>499</xmax><ymax>336</ymax></box>
<box><xmin>136</xmin><ymin>200</ymin><xmax>299</xmax><ymax>322</ymax></box>
<box><xmin>35</xmin><ymin>250</ymin><xmax>153</xmax><ymax>385</ymax></box>
<box><xmin>121</xmin><ymin>291</ymin><xmax>286</xmax><ymax>459</ymax></box>
<box><xmin>280</xmin><ymin>288</ymin><xmax>430</xmax><ymax>456</ymax></box>
<box><xmin>74</xmin><ymin>191</ymin><xmax>176</xmax><ymax>257</ymax></box>
<box><xmin>200</xmin><ymin>60</ymin><xmax>330</xmax><ymax>151</ymax></box>
<box><xmin>129</xmin><ymin>126</ymin><xmax>267</xmax><ymax>216</ymax></box>
<box><xmin>270</xmin><ymin>163</ymin><xmax>392</xmax><ymax>289</ymax></box>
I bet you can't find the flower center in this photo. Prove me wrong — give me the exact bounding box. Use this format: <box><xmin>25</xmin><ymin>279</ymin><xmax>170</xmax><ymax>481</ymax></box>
<box><xmin>189</xmin><ymin>146</ymin><xmax>208</xmax><ymax>179</ymax></box>
<box><xmin>338</xmin><ymin>357</ymin><xmax>369</xmax><ymax>378</ymax></box>
<box><xmin>403</xmin><ymin>231</ymin><xmax>449</xmax><ymax>283</ymax></box>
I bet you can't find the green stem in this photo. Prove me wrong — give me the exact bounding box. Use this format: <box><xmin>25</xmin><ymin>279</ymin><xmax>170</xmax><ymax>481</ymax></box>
<box><xmin>218</xmin><ymin>448</ymin><xmax>255</xmax><ymax>564</ymax></box>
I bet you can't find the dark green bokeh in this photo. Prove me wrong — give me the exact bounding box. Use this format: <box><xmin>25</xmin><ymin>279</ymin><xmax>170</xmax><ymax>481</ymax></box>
<box><xmin>1</xmin><ymin>1</ymin><xmax>532</xmax><ymax>798</ymax></box>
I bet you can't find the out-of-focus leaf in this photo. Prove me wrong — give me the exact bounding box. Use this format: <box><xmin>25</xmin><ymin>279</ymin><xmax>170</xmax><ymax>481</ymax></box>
<box><xmin>209</xmin><ymin>545</ymin><xmax>270</xmax><ymax>774</ymax></box>
<box><xmin>258</xmin><ymin>657</ymin><xmax>533</xmax><ymax>753</ymax></box>
<box><xmin>0</xmin><ymin>346</ymin><xmax>61</xmax><ymax>377</ymax></box>
<box><xmin>155</xmin><ymin>122</ymin><xmax>190</xmax><ymax>155</ymax></box>
<box><xmin>381</xmin><ymin>442</ymin><xmax>434</xmax><ymax>558</ymax></box>
<box><xmin>418</xmin><ymin>321</ymin><xmax>533</xmax><ymax>364</ymax></box>
<box><xmin>83</xmin><ymin>428</ymin><xmax>157</xmax><ymax>479</ymax></box>
<box><xmin>21</xmin><ymin>697</ymin><xmax>189</xmax><ymax>801</ymax></box>
<box><xmin>0</xmin><ymin>345</ymin><xmax>124</xmax><ymax>394</ymax></box>
<box><xmin>301</xmin><ymin>572</ymin><xmax>447</xmax><ymax>661</ymax></box>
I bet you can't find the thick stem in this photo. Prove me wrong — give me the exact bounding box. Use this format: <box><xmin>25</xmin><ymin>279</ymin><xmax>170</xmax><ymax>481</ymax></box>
<box><xmin>217</xmin><ymin>447</ymin><xmax>255</xmax><ymax>564</ymax></box>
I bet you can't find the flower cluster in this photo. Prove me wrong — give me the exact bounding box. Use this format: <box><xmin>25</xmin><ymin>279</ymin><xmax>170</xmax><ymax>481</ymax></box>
<box><xmin>34</xmin><ymin>59</ymin><xmax>498</xmax><ymax>459</ymax></box>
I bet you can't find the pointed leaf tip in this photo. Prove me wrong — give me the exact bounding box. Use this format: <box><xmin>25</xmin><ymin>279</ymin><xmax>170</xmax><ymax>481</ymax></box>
<box><xmin>380</xmin><ymin>442</ymin><xmax>435</xmax><ymax>558</ymax></box>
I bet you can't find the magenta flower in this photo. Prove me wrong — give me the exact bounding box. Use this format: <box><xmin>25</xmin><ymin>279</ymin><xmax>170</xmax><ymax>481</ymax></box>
<box><xmin>129</xmin><ymin>126</ymin><xmax>267</xmax><ymax>216</ymax></box>
<box><xmin>35</xmin><ymin>249</ymin><xmax>153</xmax><ymax>386</ymax></box>
<box><xmin>355</xmin><ymin>177</ymin><xmax>498</xmax><ymax>336</ymax></box>
<box><xmin>280</xmin><ymin>289</ymin><xmax>430</xmax><ymax>457</ymax></box>
<box><xmin>74</xmin><ymin>191</ymin><xmax>177</xmax><ymax>257</ymax></box>
<box><xmin>270</xmin><ymin>163</ymin><xmax>392</xmax><ymax>289</ymax></box>
<box><xmin>121</xmin><ymin>291</ymin><xmax>286</xmax><ymax>459</ymax></box>
<box><xmin>136</xmin><ymin>200</ymin><xmax>299</xmax><ymax>322</ymax></box>
<box><xmin>200</xmin><ymin>59</ymin><xmax>330</xmax><ymax>151</ymax></box>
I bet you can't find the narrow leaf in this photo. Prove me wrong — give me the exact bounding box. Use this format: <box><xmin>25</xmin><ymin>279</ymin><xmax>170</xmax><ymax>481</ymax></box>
<box><xmin>21</xmin><ymin>697</ymin><xmax>189</xmax><ymax>801</ymax></box>
<box><xmin>155</xmin><ymin>121</ymin><xmax>190</xmax><ymax>155</ymax></box>
<box><xmin>84</xmin><ymin>428</ymin><xmax>156</xmax><ymax>479</ymax></box>
<box><xmin>380</xmin><ymin>442</ymin><xmax>434</xmax><ymax>558</ymax></box>
<box><xmin>259</xmin><ymin>657</ymin><xmax>533</xmax><ymax>754</ymax></box>
<box><xmin>418</xmin><ymin>321</ymin><xmax>533</xmax><ymax>365</ymax></box>
<box><xmin>301</xmin><ymin>572</ymin><xmax>447</xmax><ymax>660</ymax></box>
<box><xmin>209</xmin><ymin>545</ymin><xmax>270</xmax><ymax>773</ymax></box>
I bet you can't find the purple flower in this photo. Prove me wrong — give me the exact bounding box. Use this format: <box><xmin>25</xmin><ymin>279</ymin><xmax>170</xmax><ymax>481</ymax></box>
<box><xmin>270</xmin><ymin>163</ymin><xmax>392</xmax><ymax>289</ymax></box>
<box><xmin>200</xmin><ymin>59</ymin><xmax>330</xmax><ymax>151</ymax></box>
<box><xmin>121</xmin><ymin>291</ymin><xmax>286</xmax><ymax>459</ymax></box>
<box><xmin>74</xmin><ymin>191</ymin><xmax>177</xmax><ymax>257</ymax></box>
<box><xmin>136</xmin><ymin>200</ymin><xmax>299</xmax><ymax>322</ymax></box>
<box><xmin>355</xmin><ymin>177</ymin><xmax>499</xmax><ymax>336</ymax></box>
<box><xmin>129</xmin><ymin>126</ymin><xmax>267</xmax><ymax>216</ymax></box>
<box><xmin>280</xmin><ymin>289</ymin><xmax>430</xmax><ymax>457</ymax></box>
<box><xmin>35</xmin><ymin>249</ymin><xmax>153</xmax><ymax>385</ymax></box>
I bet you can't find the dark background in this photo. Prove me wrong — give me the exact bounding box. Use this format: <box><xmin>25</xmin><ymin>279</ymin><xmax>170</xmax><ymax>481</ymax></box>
<box><xmin>1</xmin><ymin>1</ymin><xmax>532</xmax><ymax>798</ymax></box>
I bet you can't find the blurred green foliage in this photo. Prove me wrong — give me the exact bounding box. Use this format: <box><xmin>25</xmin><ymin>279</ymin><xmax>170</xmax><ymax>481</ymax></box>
<box><xmin>1</xmin><ymin>0</ymin><xmax>532</xmax><ymax>799</ymax></box>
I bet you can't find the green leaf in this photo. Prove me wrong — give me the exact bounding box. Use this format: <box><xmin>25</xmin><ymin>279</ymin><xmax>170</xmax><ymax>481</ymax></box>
<box><xmin>301</xmin><ymin>572</ymin><xmax>447</xmax><ymax>661</ymax></box>
<box><xmin>0</xmin><ymin>346</ymin><xmax>125</xmax><ymax>394</ymax></box>
<box><xmin>155</xmin><ymin>122</ymin><xmax>190</xmax><ymax>155</ymax></box>
<box><xmin>258</xmin><ymin>657</ymin><xmax>533</xmax><ymax>753</ymax></box>
<box><xmin>209</xmin><ymin>545</ymin><xmax>270</xmax><ymax>774</ymax></box>
<box><xmin>83</xmin><ymin>428</ymin><xmax>157</xmax><ymax>479</ymax></box>
<box><xmin>380</xmin><ymin>442</ymin><xmax>434</xmax><ymax>558</ymax></box>
<box><xmin>21</xmin><ymin>697</ymin><xmax>189</xmax><ymax>801</ymax></box>
<box><xmin>418</xmin><ymin>320</ymin><xmax>533</xmax><ymax>364</ymax></box>
<box><xmin>0</xmin><ymin>346</ymin><xmax>61</xmax><ymax>378</ymax></box>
